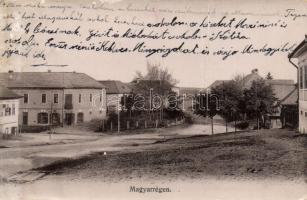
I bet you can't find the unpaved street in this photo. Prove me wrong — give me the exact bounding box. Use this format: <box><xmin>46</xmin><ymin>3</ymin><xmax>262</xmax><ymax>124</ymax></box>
<box><xmin>0</xmin><ymin>125</ymin><xmax>306</xmax><ymax>200</ymax></box>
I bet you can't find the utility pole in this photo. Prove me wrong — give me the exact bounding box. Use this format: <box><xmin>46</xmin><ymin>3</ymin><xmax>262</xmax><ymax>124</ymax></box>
<box><xmin>117</xmin><ymin>95</ymin><xmax>120</xmax><ymax>133</ymax></box>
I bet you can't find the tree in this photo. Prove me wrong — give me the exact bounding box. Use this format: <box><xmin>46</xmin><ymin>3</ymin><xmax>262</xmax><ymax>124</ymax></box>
<box><xmin>211</xmin><ymin>80</ymin><xmax>244</xmax><ymax>132</ymax></box>
<box><xmin>132</xmin><ymin>61</ymin><xmax>179</xmax><ymax>121</ymax></box>
<box><xmin>194</xmin><ymin>92</ymin><xmax>220</xmax><ymax>134</ymax></box>
<box><xmin>266</xmin><ymin>72</ymin><xmax>273</xmax><ymax>80</ymax></box>
<box><xmin>243</xmin><ymin>79</ymin><xmax>277</xmax><ymax>129</ymax></box>
<box><xmin>134</xmin><ymin>61</ymin><xmax>178</xmax><ymax>86</ymax></box>
<box><xmin>120</xmin><ymin>94</ymin><xmax>134</xmax><ymax>117</ymax></box>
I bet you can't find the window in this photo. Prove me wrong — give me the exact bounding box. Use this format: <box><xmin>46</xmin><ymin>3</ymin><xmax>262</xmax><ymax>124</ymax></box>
<box><xmin>90</xmin><ymin>94</ymin><xmax>92</xmax><ymax>102</ymax></box>
<box><xmin>79</xmin><ymin>94</ymin><xmax>82</xmax><ymax>103</ymax></box>
<box><xmin>11</xmin><ymin>127</ymin><xmax>17</xmax><ymax>135</ymax></box>
<box><xmin>304</xmin><ymin>65</ymin><xmax>307</xmax><ymax>89</ymax></box>
<box><xmin>50</xmin><ymin>113</ymin><xmax>60</xmax><ymax>125</ymax></box>
<box><xmin>22</xmin><ymin>112</ymin><xmax>28</xmax><ymax>125</ymax></box>
<box><xmin>42</xmin><ymin>94</ymin><xmax>46</xmax><ymax>103</ymax></box>
<box><xmin>54</xmin><ymin>94</ymin><xmax>59</xmax><ymax>104</ymax></box>
<box><xmin>37</xmin><ymin>112</ymin><xmax>48</xmax><ymax>124</ymax></box>
<box><xmin>24</xmin><ymin>94</ymin><xmax>28</xmax><ymax>104</ymax></box>
<box><xmin>12</xmin><ymin>104</ymin><xmax>15</xmax><ymax>115</ymax></box>
<box><xmin>299</xmin><ymin>67</ymin><xmax>303</xmax><ymax>89</ymax></box>
<box><xmin>5</xmin><ymin>105</ymin><xmax>11</xmax><ymax>116</ymax></box>
<box><xmin>64</xmin><ymin>94</ymin><xmax>73</xmax><ymax>109</ymax></box>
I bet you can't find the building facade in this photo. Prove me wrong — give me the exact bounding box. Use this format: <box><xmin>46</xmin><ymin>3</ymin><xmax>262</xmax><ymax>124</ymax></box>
<box><xmin>289</xmin><ymin>35</ymin><xmax>307</xmax><ymax>133</ymax></box>
<box><xmin>0</xmin><ymin>72</ymin><xmax>106</xmax><ymax>128</ymax></box>
<box><xmin>99</xmin><ymin>80</ymin><xmax>131</xmax><ymax>113</ymax></box>
<box><xmin>0</xmin><ymin>86</ymin><xmax>21</xmax><ymax>135</ymax></box>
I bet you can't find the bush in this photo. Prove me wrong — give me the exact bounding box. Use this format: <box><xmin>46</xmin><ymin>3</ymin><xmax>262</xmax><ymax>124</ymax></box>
<box><xmin>183</xmin><ymin>113</ymin><xmax>194</xmax><ymax>124</ymax></box>
<box><xmin>20</xmin><ymin>126</ymin><xmax>50</xmax><ymax>133</ymax></box>
<box><xmin>235</xmin><ymin>121</ymin><xmax>249</xmax><ymax>130</ymax></box>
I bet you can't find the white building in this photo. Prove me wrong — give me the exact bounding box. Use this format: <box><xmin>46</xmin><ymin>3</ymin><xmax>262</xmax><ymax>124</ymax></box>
<box><xmin>0</xmin><ymin>85</ymin><xmax>21</xmax><ymax>135</ymax></box>
<box><xmin>0</xmin><ymin>72</ymin><xmax>107</xmax><ymax>129</ymax></box>
<box><xmin>288</xmin><ymin>35</ymin><xmax>307</xmax><ymax>133</ymax></box>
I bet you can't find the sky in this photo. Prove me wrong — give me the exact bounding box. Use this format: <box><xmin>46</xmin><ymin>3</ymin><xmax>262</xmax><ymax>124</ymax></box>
<box><xmin>0</xmin><ymin>0</ymin><xmax>306</xmax><ymax>88</ymax></box>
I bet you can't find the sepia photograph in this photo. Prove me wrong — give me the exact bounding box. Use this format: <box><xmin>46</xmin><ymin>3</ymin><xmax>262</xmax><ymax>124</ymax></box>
<box><xmin>0</xmin><ymin>0</ymin><xmax>306</xmax><ymax>199</ymax></box>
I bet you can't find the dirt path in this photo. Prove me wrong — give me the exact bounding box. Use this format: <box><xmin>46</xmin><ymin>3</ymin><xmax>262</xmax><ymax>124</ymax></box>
<box><xmin>0</xmin><ymin>125</ymin><xmax>201</xmax><ymax>181</ymax></box>
<box><xmin>0</xmin><ymin>128</ymin><xmax>306</xmax><ymax>200</ymax></box>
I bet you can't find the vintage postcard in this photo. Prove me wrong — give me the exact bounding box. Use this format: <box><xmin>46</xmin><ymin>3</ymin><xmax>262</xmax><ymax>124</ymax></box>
<box><xmin>0</xmin><ymin>0</ymin><xmax>306</xmax><ymax>199</ymax></box>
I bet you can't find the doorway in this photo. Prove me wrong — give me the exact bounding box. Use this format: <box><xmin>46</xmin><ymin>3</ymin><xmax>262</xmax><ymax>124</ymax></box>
<box><xmin>65</xmin><ymin>113</ymin><xmax>75</xmax><ymax>125</ymax></box>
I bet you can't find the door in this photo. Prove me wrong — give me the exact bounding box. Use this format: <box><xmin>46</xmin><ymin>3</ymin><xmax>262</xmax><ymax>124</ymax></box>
<box><xmin>65</xmin><ymin>113</ymin><xmax>75</xmax><ymax>125</ymax></box>
<box><xmin>22</xmin><ymin>112</ymin><xmax>28</xmax><ymax>125</ymax></box>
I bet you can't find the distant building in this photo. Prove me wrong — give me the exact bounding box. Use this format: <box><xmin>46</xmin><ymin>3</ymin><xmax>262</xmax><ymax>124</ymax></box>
<box><xmin>267</xmin><ymin>79</ymin><xmax>298</xmax><ymax>128</ymax></box>
<box><xmin>206</xmin><ymin>69</ymin><xmax>298</xmax><ymax>128</ymax></box>
<box><xmin>206</xmin><ymin>69</ymin><xmax>262</xmax><ymax>90</ymax></box>
<box><xmin>0</xmin><ymin>71</ymin><xmax>106</xmax><ymax>129</ymax></box>
<box><xmin>0</xmin><ymin>85</ymin><xmax>21</xmax><ymax>135</ymax></box>
<box><xmin>99</xmin><ymin>80</ymin><xmax>131</xmax><ymax>113</ymax></box>
<box><xmin>176</xmin><ymin>87</ymin><xmax>202</xmax><ymax>112</ymax></box>
<box><xmin>288</xmin><ymin>35</ymin><xmax>307</xmax><ymax>133</ymax></box>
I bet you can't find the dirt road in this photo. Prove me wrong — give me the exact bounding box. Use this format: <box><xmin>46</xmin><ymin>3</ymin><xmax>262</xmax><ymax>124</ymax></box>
<box><xmin>0</xmin><ymin>126</ymin><xmax>306</xmax><ymax>200</ymax></box>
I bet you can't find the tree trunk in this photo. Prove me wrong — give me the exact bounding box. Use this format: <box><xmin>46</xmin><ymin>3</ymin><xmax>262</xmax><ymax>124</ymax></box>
<box><xmin>225</xmin><ymin>118</ymin><xmax>228</xmax><ymax>133</ymax></box>
<box><xmin>211</xmin><ymin>117</ymin><xmax>214</xmax><ymax>135</ymax></box>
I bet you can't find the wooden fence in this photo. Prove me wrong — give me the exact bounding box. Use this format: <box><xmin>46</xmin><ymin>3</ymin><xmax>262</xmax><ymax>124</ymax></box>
<box><xmin>100</xmin><ymin>117</ymin><xmax>185</xmax><ymax>132</ymax></box>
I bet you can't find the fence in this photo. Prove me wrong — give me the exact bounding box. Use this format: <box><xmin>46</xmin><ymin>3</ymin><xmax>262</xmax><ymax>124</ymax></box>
<box><xmin>100</xmin><ymin>117</ymin><xmax>185</xmax><ymax>132</ymax></box>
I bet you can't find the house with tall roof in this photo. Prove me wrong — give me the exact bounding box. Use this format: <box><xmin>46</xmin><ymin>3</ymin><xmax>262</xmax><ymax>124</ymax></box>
<box><xmin>206</xmin><ymin>69</ymin><xmax>298</xmax><ymax>128</ymax></box>
<box><xmin>99</xmin><ymin>80</ymin><xmax>131</xmax><ymax>113</ymax></box>
<box><xmin>266</xmin><ymin>79</ymin><xmax>298</xmax><ymax>128</ymax></box>
<box><xmin>175</xmin><ymin>87</ymin><xmax>202</xmax><ymax>112</ymax></box>
<box><xmin>206</xmin><ymin>69</ymin><xmax>263</xmax><ymax>91</ymax></box>
<box><xmin>0</xmin><ymin>85</ymin><xmax>21</xmax><ymax>135</ymax></box>
<box><xmin>0</xmin><ymin>71</ymin><xmax>106</xmax><ymax>129</ymax></box>
<box><xmin>288</xmin><ymin>35</ymin><xmax>307</xmax><ymax>133</ymax></box>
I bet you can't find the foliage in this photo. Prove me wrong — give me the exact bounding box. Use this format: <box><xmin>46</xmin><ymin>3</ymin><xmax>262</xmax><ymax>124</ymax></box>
<box><xmin>194</xmin><ymin>92</ymin><xmax>219</xmax><ymax>118</ymax></box>
<box><xmin>243</xmin><ymin>79</ymin><xmax>277</xmax><ymax>119</ymax></box>
<box><xmin>266</xmin><ymin>72</ymin><xmax>273</xmax><ymax>80</ymax></box>
<box><xmin>211</xmin><ymin>80</ymin><xmax>243</xmax><ymax>121</ymax></box>
<box><xmin>120</xmin><ymin>94</ymin><xmax>134</xmax><ymax>115</ymax></box>
<box><xmin>134</xmin><ymin>61</ymin><xmax>178</xmax><ymax>86</ymax></box>
<box><xmin>197</xmin><ymin>78</ymin><xmax>277</xmax><ymax>128</ymax></box>
<box><xmin>235</xmin><ymin>121</ymin><xmax>249</xmax><ymax>130</ymax></box>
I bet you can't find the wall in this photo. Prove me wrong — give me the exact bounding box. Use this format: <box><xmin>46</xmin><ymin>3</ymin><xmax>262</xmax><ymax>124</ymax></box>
<box><xmin>298</xmin><ymin>51</ymin><xmax>307</xmax><ymax>133</ymax></box>
<box><xmin>12</xmin><ymin>88</ymin><xmax>106</xmax><ymax>126</ymax></box>
<box><xmin>0</xmin><ymin>98</ymin><xmax>20</xmax><ymax>134</ymax></box>
<box><xmin>106</xmin><ymin>93</ymin><xmax>124</xmax><ymax>113</ymax></box>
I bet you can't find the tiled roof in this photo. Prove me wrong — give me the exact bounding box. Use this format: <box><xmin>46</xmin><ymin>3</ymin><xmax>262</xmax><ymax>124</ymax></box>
<box><xmin>207</xmin><ymin>74</ymin><xmax>297</xmax><ymax>106</ymax></box>
<box><xmin>266</xmin><ymin>79</ymin><xmax>294</xmax><ymax>85</ymax></box>
<box><xmin>206</xmin><ymin>80</ymin><xmax>230</xmax><ymax>89</ymax></box>
<box><xmin>288</xmin><ymin>35</ymin><xmax>307</xmax><ymax>58</ymax></box>
<box><xmin>269</xmin><ymin>81</ymin><xmax>297</xmax><ymax>105</ymax></box>
<box><xmin>99</xmin><ymin>80</ymin><xmax>131</xmax><ymax>94</ymax></box>
<box><xmin>0</xmin><ymin>85</ymin><xmax>21</xmax><ymax>100</ymax></box>
<box><xmin>0</xmin><ymin>72</ymin><xmax>105</xmax><ymax>89</ymax></box>
<box><xmin>178</xmin><ymin>87</ymin><xmax>203</xmax><ymax>95</ymax></box>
